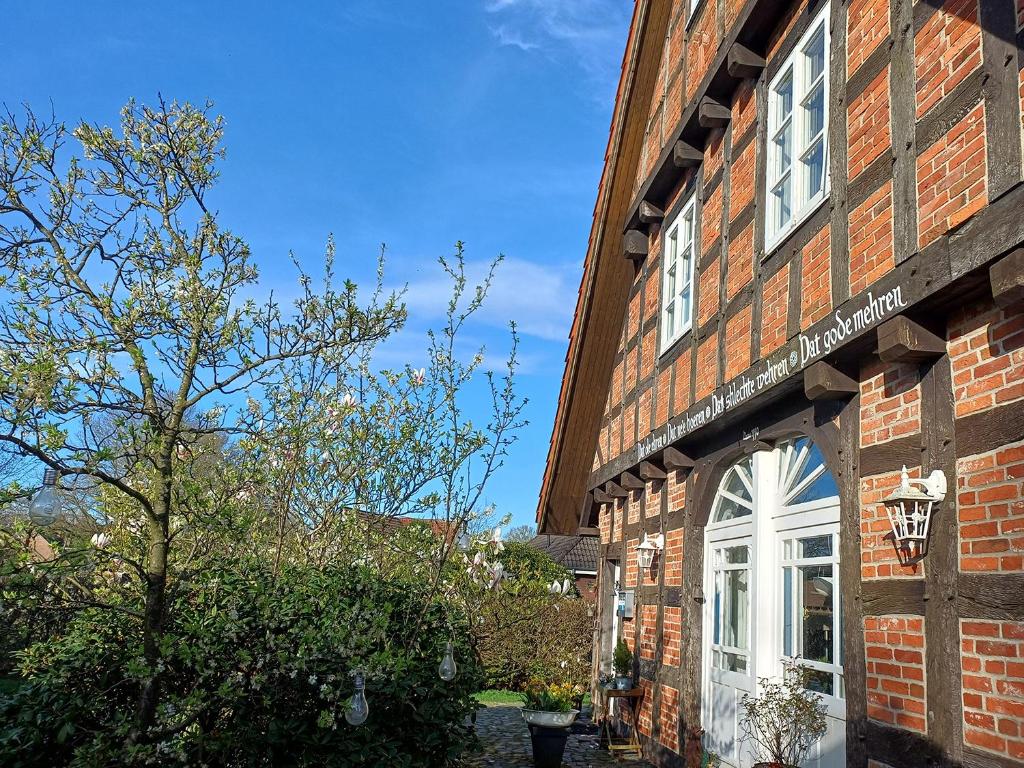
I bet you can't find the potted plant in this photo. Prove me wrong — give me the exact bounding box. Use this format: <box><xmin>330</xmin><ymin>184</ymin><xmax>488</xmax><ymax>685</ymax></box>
<box><xmin>521</xmin><ymin>680</ymin><xmax>583</xmax><ymax>768</ymax></box>
<box><xmin>612</xmin><ymin>639</ymin><xmax>633</xmax><ymax>690</ymax></box>
<box><xmin>740</xmin><ymin>664</ymin><xmax>828</xmax><ymax>767</ymax></box>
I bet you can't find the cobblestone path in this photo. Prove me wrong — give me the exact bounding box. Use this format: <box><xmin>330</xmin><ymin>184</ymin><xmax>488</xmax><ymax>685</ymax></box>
<box><xmin>463</xmin><ymin>704</ymin><xmax>653</xmax><ymax>768</ymax></box>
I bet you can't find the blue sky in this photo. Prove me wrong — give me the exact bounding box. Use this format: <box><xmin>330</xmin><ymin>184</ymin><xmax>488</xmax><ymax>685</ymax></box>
<box><xmin>7</xmin><ymin>1</ymin><xmax>631</xmax><ymax>529</ymax></box>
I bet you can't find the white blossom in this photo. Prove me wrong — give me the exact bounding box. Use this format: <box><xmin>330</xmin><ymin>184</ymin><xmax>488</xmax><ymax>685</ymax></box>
<box><xmin>90</xmin><ymin>532</ymin><xmax>111</xmax><ymax>549</ymax></box>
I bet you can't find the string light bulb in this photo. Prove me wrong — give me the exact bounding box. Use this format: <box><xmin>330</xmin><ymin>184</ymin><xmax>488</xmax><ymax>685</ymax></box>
<box><xmin>29</xmin><ymin>469</ymin><xmax>60</xmax><ymax>526</ymax></box>
<box><xmin>439</xmin><ymin>642</ymin><xmax>457</xmax><ymax>682</ymax></box>
<box><xmin>345</xmin><ymin>671</ymin><xmax>369</xmax><ymax>726</ymax></box>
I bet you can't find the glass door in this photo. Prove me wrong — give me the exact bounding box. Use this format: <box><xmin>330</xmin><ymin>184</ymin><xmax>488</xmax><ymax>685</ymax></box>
<box><xmin>704</xmin><ymin>537</ymin><xmax>754</xmax><ymax>765</ymax></box>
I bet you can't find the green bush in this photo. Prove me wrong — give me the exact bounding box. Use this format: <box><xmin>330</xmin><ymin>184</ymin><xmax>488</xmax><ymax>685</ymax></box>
<box><xmin>0</xmin><ymin>562</ymin><xmax>482</xmax><ymax>767</ymax></box>
<box><xmin>613</xmin><ymin>639</ymin><xmax>632</xmax><ymax>677</ymax></box>
<box><xmin>468</xmin><ymin>542</ymin><xmax>593</xmax><ymax>692</ymax></box>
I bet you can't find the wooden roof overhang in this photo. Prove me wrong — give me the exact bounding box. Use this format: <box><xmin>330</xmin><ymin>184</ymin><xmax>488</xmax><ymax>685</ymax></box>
<box><xmin>536</xmin><ymin>0</ymin><xmax>673</xmax><ymax>535</ymax></box>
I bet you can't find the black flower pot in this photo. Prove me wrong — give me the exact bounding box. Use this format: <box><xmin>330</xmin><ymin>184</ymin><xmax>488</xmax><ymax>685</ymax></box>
<box><xmin>528</xmin><ymin>724</ymin><xmax>570</xmax><ymax>768</ymax></box>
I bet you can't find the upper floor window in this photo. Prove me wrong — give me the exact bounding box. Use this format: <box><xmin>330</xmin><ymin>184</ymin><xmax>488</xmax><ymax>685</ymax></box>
<box><xmin>766</xmin><ymin>3</ymin><xmax>830</xmax><ymax>251</ymax></box>
<box><xmin>660</xmin><ymin>195</ymin><xmax>697</xmax><ymax>352</ymax></box>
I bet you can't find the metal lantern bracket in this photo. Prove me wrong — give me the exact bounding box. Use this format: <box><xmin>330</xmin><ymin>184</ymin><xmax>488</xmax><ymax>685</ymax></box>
<box><xmin>882</xmin><ymin>466</ymin><xmax>947</xmax><ymax>560</ymax></box>
<box><xmin>636</xmin><ymin>531</ymin><xmax>664</xmax><ymax>570</ymax></box>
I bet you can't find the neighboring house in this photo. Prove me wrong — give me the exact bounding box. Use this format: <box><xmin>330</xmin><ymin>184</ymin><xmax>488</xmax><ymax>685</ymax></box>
<box><xmin>537</xmin><ymin>1</ymin><xmax>1024</xmax><ymax>767</ymax></box>
<box><xmin>529</xmin><ymin>533</ymin><xmax>600</xmax><ymax>602</ymax></box>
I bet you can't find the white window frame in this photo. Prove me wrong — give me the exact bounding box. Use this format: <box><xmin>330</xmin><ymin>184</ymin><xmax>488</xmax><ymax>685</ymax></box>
<box><xmin>687</xmin><ymin>0</ymin><xmax>705</xmax><ymax>27</ymax></box>
<box><xmin>659</xmin><ymin>195</ymin><xmax>697</xmax><ymax>353</ymax></box>
<box><xmin>765</xmin><ymin>2</ymin><xmax>831</xmax><ymax>253</ymax></box>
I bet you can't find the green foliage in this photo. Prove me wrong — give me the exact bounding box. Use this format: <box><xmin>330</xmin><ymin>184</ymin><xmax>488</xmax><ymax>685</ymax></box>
<box><xmin>522</xmin><ymin>680</ymin><xmax>581</xmax><ymax>713</ymax></box>
<box><xmin>613</xmin><ymin>639</ymin><xmax>633</xmax><ymax>677</ymax></box>
<box><xmin>472</xmin><ymin>690</ymin><xmax>524</xmax><ymax>705</ymax></box>
<box><xmin>740</xmin><ymin>663</ymin><xmax>828</xmax><ymax>767</ymax></box>
<box><xmin>0</xmin><ymin>562</ymin><xmax>483</xmax><ymax>767</ymax></box>
<box><xmin>459</xmin><ymin>541</ymin><xmax>592</xmax><ymax>692</ymax></box>
<box><xmin>492</xmin><ymin>540</ymin><xmax>577</xmax><ymax>588</ymax></box>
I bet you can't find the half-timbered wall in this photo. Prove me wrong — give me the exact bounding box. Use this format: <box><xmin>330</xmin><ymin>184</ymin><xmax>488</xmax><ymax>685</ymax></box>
<box><xmin>585</xmin><ymin>0</ymin><xmax>1024</xmax><ymax>765</ymax></box>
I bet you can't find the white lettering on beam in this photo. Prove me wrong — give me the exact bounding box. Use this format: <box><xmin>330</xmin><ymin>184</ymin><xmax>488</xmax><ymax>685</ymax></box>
<box><xmin>635</xmin><ymin>284</ymin><xmax>908</xmax><ymax>463</ymax></box>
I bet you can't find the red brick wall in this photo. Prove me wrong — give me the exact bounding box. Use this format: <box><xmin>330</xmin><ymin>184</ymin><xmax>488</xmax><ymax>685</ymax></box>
<box><xmin>859</xmin><ymin>360</ymin><xmax>922</xmax><ymax>448</ymax></box>
<box><xmin>638</xmin><ymin>678</ymin><xmax>655</xmax><ymax>736</ymax></box>
<box><xmin>730</xmin><ymin>140</ymin><xmax>756</xmax><ymax>221</ymax></box>
<box><xmin>914</xmin><ymin>0</ymin><xmax>982</xmax><ymax>119</ymax></box>
<box><xmin>672</xmin><ymin>349</ymin><xmax>692</xmax><ymax>415</ymax></box>
<box><xmin>760</xmin><ymin>262</ymin><xmax>790</xmax><ymax>357</ymax></box>
<box><xmin>800</xmin><ymin>226</ymin><xmax>831</xmax><ymax>329</ymax></box>
<box><xmin>698</xmin><ymin>259</ymin><xmax>721</xmax><ymax>327</ymax></box>
<box><xmin>916</xmin><ymin>102</ymin><xmax>987</xmax><ymax>249</ymax></box>
<box><xmin>725</xmin><ymin>305</ymin><xmax>752</xmax><ymax>380</ymax></box>
<box><xmin>655</xmin><ymin>367</ymin><xmax>671</xmax><ymax>426</ymax></box>
<box><xmin>849</xmin><ymin>180</ymin><xmax>894</xmax><ymax>295</ymax></box>
<box><xmin>640</xmin><ymin>603</ymin><xmax>658</xmax><ymax>660</ymax></box>
<box><xmin>961</xmin><ymin>620</ymin><xmax>1024</xmax><ymax>760</ymax></box>
<box><xmin>956</xmin><ymin>440</ymin><xmax>1024</xmax><ymax>573</ymax></box>
<box><xmin>662</xmin><ymin>606</ymin><xmax>682</xmax><ymax>667</ymax></box>
<box><xmin>686</xmin><ymin>10</ymin><xmax>718</xmax><ymax>104</ymax></box>
<box><xmin>864</xmin><ymin>616</ymin><xmax>928</xmax><ymax>733</ymax></box>
<box><xmin>728</xmin><ymin>224</ymin><xmax>755</xmax><ymax>301</ymax></box>
<box><xmin>658</xmin><ymin>684</ymin><xmax>681</xmax><ymax>752</ymax></box>
<box><xmin>704</xmin><ymin>129</ymin><xmax>726</xmax><ymax>186</ymax></box>
<box><xmin>848</xmin><ymin>0</ymin><xmax>889</xmax><ymax>76</ymax></box>
<box><xmin>731</xmin><ymin>80</ymin><xmax>757</xmax><ymax>142</ymax></box>
<box><xmin>701</xmin><ymin>184</ymin><xmax>724</xmax><ymax>256</ymax></box>
<box><xmin>664</xmin><ymin>527</ymin><xmax>683</xmax><ymax>587</ymax></box>
<box><xmin>948</xmin><ymin>300</ymin><xmax>1024</xmax><ymax>418</ymax></box>
<box><xmin>695</xmin><ymin>332</ymin><xmax>718</xmax><ymax>400</ymax></box>
<box><xmin>848</xmin><ymin>65</ymin><xmax>891</xmax><ymax>179</ymax></box>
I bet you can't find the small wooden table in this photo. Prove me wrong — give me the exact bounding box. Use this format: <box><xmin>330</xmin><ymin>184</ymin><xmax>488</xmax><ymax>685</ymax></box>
<box><xmin>599</xmin><ymin>686</ymin><xmax>644</xmax><ymax>758</ymax></box>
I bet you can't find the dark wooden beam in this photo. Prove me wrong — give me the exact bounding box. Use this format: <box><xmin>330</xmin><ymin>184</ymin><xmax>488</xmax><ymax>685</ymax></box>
<box><xmin>624</xmin><ymin>229</ymin><xmax>648</xmax><ymax>262</ymax></box>
<box><xmin>672</xmin><ymin>140</ymin><xmax>703</xmax><ymax>168</ymax></box>
<box><xmin>638</xmin><ymin>201</ymin><xmax>664</xmax><ymax>225</ymax></box>
<box><xmin>698</xmin><ymin>96</ymin><xmax>731</xmax><ymax>128</ymax></box>
<box><xmin>877</xmin><ymin>315</ymin><xmax>946</xmax><ymax>363</ymax></box>
<box><xmin>620</xmin><ymin>470</ymin><xmax>645</xmax><ymax>490</ymax></box>
<box><xmin>577</xmin><ymin>526</ymin><xmax>600</xmax><ymax>536</ymax></box>
<box><xmin>662</xmin><ymin>446</ymin><xmax>695</xmax><ymax>470</ymax></box>
<box><xmin>726</xmin><ymin>42</ymin><xmax>765</xmax><ymax>79</ymax></box>
<box><xmin>803</xmin><ymin>360</ymin><xmax>859</xmax><ymax>400</ymax></box>
<box><xmin>741</xmin><ymin>439</ymin><xmax>773</xmax><ymax>454</ymax></box>
<box><xmin>639</xmin><ymin>460</ymin><xmax>667</xmax><ymax>481</ymax></box>
<box><xmin>593</xmin><ymin>489</ymin><xmax>614</xmax><ymax>504</ymax></box>
<box><xmin>605</xmin><ymin>481</ymin><xmax>628</xmax><ymax>499</ymax></box>
<box><xmin>990</xmin><ymin>247</ymin><xmax>1024</xmax><ymax>307</ymax></box>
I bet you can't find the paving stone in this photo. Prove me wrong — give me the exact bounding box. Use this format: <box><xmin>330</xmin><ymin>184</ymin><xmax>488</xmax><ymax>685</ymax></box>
<box><xmin>461</xmin><ymin>704</ymin><xmax>654</xmax><ymax>768</ymax></box>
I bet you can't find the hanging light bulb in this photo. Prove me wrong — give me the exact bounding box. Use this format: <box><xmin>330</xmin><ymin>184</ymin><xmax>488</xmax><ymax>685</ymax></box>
<box><xmin>439</xmin><ymin>641</ymin><xmax>457</xmax><ymax>682</ymax></box>
<box><xmin>29</xmin><ymin>469</ymin><xmax>60</xmax><ymax>526</ymax></box>
<box><xmin>345</xmin><ymin>671</ymin><xmax>369</xmax><ymax>726</ymax></box>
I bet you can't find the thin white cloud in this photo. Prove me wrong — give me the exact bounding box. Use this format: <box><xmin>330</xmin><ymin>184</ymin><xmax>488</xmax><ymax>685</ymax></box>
<box><xmin>396</xmin><ymin>256</ymin><xmax>577</xmax><ymax>344</ymax></box>
<box><xmin>483</xmin><ymin>0</ymin><xmax>631</xmax><ymax>94</ymax></box>
<box><xmin>489</xmin><ymin>24</ymin><xmax>541</xmax><ymax>51</ymax></box>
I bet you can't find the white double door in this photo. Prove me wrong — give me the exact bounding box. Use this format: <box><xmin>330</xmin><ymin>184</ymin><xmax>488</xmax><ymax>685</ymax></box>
<box><xmin>701</xmin><ymin>443</ymin><xmax>846</xmax><ymax>768</ymax></box>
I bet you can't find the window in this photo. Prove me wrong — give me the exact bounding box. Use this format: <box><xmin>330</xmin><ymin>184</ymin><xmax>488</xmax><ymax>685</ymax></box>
<box><xmin>711</xmin><ymin>543</ymin><xmax>751</xmax><ymax>674</ymax></box>
<box><xmin>781</xmin><ymin>530</ymin><xmax>844</xmax><ymax>698</ymax></box>
<box><xmin>766</xmin><ymin>3</ymin><xmax>830</xmax><ymax>250</ymax></box>
<box><xmin>687</xmin><ymin>0</ymin><xmax>704</xmax><ymax>24</ymax></box>
<box><xmin>660</xmin><ymin>196</ymin><xmax>696</xmax><ymax>351</ymax></box>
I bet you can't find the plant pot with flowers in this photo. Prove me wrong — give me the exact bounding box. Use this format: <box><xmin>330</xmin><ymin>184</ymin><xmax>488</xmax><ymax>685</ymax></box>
<box><xmin>521</xmin><ymin>679</ymin><xmax>583</xmax><ymax>768</ymax></box>
<box><xmin>740</xmin><ymin>663</ymin><xmax>828</xmax><ymax>768</ymax></box>
<box><xmin>612</xmin><ymin>639</ymin><xmax>634</xmax><ymax>690</ymax></box>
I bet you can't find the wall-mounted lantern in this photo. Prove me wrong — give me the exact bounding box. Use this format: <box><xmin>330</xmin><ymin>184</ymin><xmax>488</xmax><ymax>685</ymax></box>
<box><xmin>882</xmin><ymin>465</ymin><xmax>947</xmax><ymax>558</ymax></box>
<box><xmin>636</xmin><ymin>531</ymin><xmax>664</xmax><ymax>569</ymax></box>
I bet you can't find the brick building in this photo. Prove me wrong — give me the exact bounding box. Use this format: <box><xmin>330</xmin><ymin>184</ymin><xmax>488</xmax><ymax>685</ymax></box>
<box><xmin>536</xmin><ymin>0</ymin><xmax>1024</xmax><ymax>766</ymax></box>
